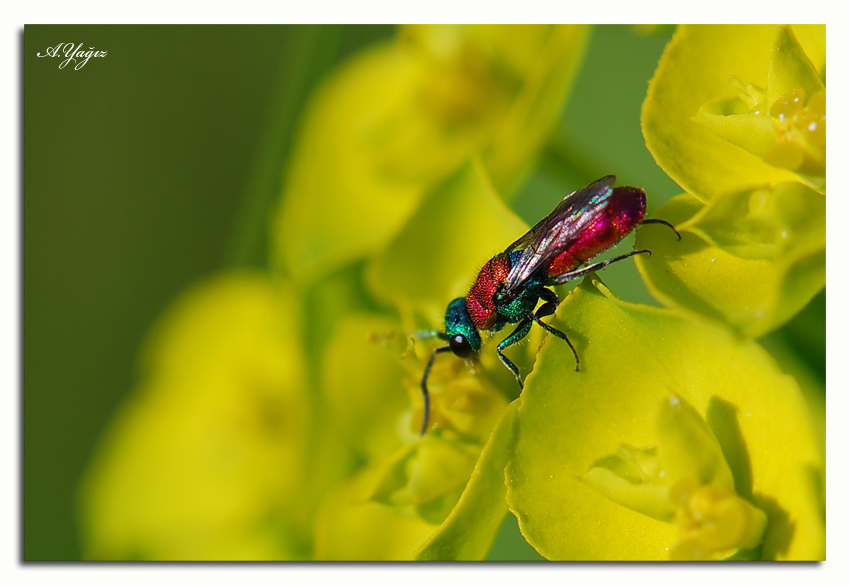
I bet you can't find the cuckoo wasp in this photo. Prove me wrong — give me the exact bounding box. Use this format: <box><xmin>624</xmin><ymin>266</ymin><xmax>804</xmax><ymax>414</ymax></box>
<box><xmin>416</xmin><ymin>175</ymin><xmax>680</xmax><ymax>434</ymax></box>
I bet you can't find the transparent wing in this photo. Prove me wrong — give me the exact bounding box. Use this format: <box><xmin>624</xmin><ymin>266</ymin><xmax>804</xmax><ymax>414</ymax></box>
<box><xmin>502</xmin><ymin>175</ymin><xmax>616</xmax><ymax>295</ymax></box>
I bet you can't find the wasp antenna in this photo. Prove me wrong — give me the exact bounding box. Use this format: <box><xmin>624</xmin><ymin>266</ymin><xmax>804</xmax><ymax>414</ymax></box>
<box><xmin>420</xmin><ymin>345</ymin><xmax>452</xmax><ymax>435</ymax></box>
<box><xmin>641</xmin><ymin>218</ymin><xmax>681</xmax><ymax>241</ymax></box>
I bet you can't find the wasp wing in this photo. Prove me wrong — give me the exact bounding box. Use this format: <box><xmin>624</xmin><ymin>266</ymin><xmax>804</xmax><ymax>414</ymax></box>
<box><xmin>502</xmin><ymin>175</ymin><xmax>616</xmax><ymax>295</ymax></box>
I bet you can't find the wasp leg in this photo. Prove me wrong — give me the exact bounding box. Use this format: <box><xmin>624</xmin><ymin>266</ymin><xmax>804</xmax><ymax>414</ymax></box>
<box><xmin>534</xmin><ymin>288</ymin><xmax>580</xmax><ymax>372</ymax></box>
<box><xmin>420</xmin><ymin>345</ymin><xmax>452</xmax><ymax>435</ymax></box>
<box><xmin>496</xmin><ymin>318</ymin><xmax>533</xmax><ymax>389</ymax></box>
<box><xmin>535</xmin><ymin>286</ymin><xmax>559</xmax><ymax>318</ymax></box>
<box><xmin>549</xmin><ymin>250</ymin><xmax>651</xmax><ymax>286</ymax></box>
<box><xmin>641</xmin><ymin>218</ymin><xmax>681</xmax><ymax>240</ymax></box>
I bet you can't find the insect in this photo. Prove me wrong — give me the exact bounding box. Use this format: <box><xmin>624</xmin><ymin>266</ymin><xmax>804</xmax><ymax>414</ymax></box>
<box><xmin>416</xmin><ymin>175</ymin><xmax>680</xmax><ymax>434</ymax></box>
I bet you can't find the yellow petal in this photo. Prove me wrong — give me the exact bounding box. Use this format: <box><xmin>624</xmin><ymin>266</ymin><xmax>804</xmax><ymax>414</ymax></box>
<box><xmin>274</xmin><ymin>26</ymin><xmax>588</xmax><ymax>285</ymax></box>
<box><xmin>312</xmin><ymin>464</ymin><xmax>436</xmax><ymax>560</ymax></box>
<box><xmin>636</xmin><ymin>184</ymin><xmax>824</xmax><ymax>338</ymax></box>
<box><xmin>79</xmin><ymin>273</ymin><xmax>310</xmax><ymax>560</ymax></box>
<box><xmin>643</xmin><ymin>25</ymin><xmax>825</xmax><ymax>200</ymax></box>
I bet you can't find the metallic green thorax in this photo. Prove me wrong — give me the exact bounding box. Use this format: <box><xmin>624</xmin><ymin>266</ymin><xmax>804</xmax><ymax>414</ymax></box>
<box><xmin>491</xmin><ymin>253</ymin><xmax>547</xmax><ymax>327</ymax></box>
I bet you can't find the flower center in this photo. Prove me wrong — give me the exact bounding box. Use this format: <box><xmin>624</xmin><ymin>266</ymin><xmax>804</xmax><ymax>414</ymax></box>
<box><xmin>764</xmin><ymin>86</ymin><xmax>825</xmax><ymax>176</ymax></box>
<box><xmin>668</xmin><ymin>477</ymin><xmax>767</xmax><ymax>560</ymax></box>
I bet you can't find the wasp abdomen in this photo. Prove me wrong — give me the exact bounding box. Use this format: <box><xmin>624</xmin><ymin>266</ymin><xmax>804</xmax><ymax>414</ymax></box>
<box><xmin>548</xmin><ymin>186</ymin><xmax>647</xmax><ymax>279</ymax></box>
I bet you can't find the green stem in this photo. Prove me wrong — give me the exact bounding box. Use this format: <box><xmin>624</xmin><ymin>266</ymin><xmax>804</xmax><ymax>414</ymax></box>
<box><xmin>223</xmin><ymin>25</ymin><xmax>344</xmax><ymax>269</ymax></box>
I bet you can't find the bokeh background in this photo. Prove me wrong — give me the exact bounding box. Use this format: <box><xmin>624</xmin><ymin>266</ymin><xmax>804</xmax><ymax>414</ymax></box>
<box><xmin>25</xmin><ymin>25</ymin><xmax>822</xmax><ymax>560</ymax></box>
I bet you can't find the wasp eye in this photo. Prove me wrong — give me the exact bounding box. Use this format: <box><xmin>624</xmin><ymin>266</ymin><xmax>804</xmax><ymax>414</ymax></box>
<box><xmin>449</xmin><ymin>334</ymin><xmax>474</xmax><ymax>358</ymax></box>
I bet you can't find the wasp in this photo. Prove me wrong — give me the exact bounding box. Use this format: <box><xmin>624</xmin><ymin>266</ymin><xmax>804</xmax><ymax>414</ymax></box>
<box><xmin>416</xmin><ymin>175</ymin><xmax>680</xmax><ymax>434</ymax></box>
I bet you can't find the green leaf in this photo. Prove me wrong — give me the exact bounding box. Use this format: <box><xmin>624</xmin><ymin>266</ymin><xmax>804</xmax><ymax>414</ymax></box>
<box><xmin>506</xmin><ymin>277</ymin><xmax>824</xmax><ymax>560</ymax></box>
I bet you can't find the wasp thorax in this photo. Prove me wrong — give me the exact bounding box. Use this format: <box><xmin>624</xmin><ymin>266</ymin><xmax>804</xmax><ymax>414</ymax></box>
<box><xmin>467</xmin><ymin>253</ymin><xmax>512</xmax><ymax>329</ymax></box>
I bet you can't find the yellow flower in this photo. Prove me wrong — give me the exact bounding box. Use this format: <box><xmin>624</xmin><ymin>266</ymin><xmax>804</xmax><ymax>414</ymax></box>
<box><xmin>273</xmin><ymin>25</ymin><xmax>589</xmax><ymax>285</ymax></box>
<box><xmin>506</xmin><ymin>278</ymin><xmax>824</xmax><ymax>560</ymax></box>
<box><xmin>79</xmin><ymin>274</ymin><xmax>311</xmax><ymax>560</ymax></box>
<box><xmin>668</xmin><ymin>478</ymin><xmax>766</xmax><ymax>560</ymax></box>
<box><xmin>367</xmin><ymin>161</ymin><xmax>524</xmax><ymax>433</ymax></box>
<box><xmin>79</xmin><ymin>26</ymin><xmax>824</xmax><ymax>562</ymax></box>
<box><xmin>580</xmin><ymin>395</ymin><xmax>768</xmax><ymax>560</ymax></box>
<box><xmin>638</xmin><ymin>25</ymin><xmax>825</xmax><ymax>337</ymax></box>
<box><xmin>642</xmin><ymin>24</ymin><xmax>825</xmax><ymax>199</ymax></box>
<box><xmin>694</xmin><ymin>27</ymin><xmax>825</xmax><ymax>189</ymax></box>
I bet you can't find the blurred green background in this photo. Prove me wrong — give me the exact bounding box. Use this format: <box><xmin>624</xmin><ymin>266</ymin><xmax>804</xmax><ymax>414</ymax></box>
<box><xmin>24</xmin><ymin>25</ymin><xmax>690</xmax><ymax>560</ymax></box>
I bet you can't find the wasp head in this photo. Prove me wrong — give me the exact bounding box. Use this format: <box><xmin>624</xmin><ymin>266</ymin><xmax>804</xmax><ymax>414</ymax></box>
<box><xmin>444</xmin><ymin>297</ymin><xmax>481</xmax><ymax>359</ymax></box>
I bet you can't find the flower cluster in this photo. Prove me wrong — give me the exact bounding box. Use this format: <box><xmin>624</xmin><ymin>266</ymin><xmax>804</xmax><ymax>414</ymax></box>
<box><xmin>79</xmin><ymin>25</ymin><xmax>824</xmax><ymax>561</ymax></box>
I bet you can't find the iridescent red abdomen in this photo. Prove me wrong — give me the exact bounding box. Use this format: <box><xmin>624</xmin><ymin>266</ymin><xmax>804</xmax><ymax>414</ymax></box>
<box><xmin>547</xmin><ymin>186</ymin><xmax>646</xmax><ymax>279</ymax></box>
